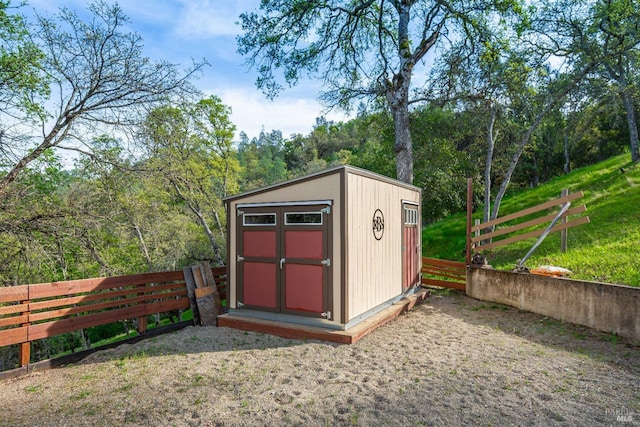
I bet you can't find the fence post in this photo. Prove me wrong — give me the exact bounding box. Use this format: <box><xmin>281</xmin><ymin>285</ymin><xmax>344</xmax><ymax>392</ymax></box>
<box><xmin>136</xmin><ymin>282</ymin><xmax>147</xmax><ymax>335</ymax></box>
<box><xmin>19</xmin><ymin>292</ymin><xmax>30</xmax><ymax>367</ymax></box>
<box><xmin>137</xmin><ymin>317</ymin><xmax>147</xmax><ymax>335</ymax></box>
<box><xmin>466</xmin><ymin>178</ymin><xmax>473</xmax><ymax>265</ymax></box>
<box><xmin>561</xmin><ymin>189</ymin><xmax>568</xmax><ymax>253</ymax></box>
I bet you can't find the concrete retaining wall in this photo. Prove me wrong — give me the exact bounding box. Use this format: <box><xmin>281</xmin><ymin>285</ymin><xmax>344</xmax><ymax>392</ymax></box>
<box><xmin>467</xmin><ymin>268</ymin><xmax>640</xmax><ymax>342</ymax></box>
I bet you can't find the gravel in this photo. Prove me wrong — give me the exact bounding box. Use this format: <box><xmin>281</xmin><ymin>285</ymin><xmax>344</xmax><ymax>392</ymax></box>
<box><xmin>2</xmin><ymin>290</ymin><xmax>639</xmax><ymax>426</ymax></box>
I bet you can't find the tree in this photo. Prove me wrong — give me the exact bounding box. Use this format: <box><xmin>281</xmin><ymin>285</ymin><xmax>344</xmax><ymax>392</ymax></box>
<box><xmin>0</xmin><ymin>1</ymin><xmax>205</xmax><ymax>197</ymax></box>
<box><xmin>68</xmin><ymin>137</ymin><xmax>206</xmax><ymax>275</ymax></box>
<box><xmin>347</xmin><ymin>112</ymin><xmax>397</xmax><ymax>178</ymax></box>
<box><xmin>538</xmin><ymin>0</ymin><xmax>640</xmax><ymax>163</ymax></box>
<box><xmin>238</xmin><ymin>129</ymin><xmax>289</xmax><ymax>189</ymax></box>
<box><xmin>237</xmin><ymin>0</ymin><xmax>524</xmax><ymax>183</ymax></box>
<box><xmin>0</xmin><ymin>0</ymin><xmax>45</xmax><ymax>115</ymax></box>
<box><xmin>140</xmin><ymin>96</ymin><xmax>239</xmax><ymax>266</ymax></box>
<box><xmin>411</xmin><ymin>106</ymin><xmax>478</xmax><ymax>222</ymax></box>
<box><xmin>426</xmin><ymin>2</ymin><xmax>605</xmax><ymax>223</ymax></box>
<box><xmin>428</xmin><ymin>36</ymin><xmax>533</xmax><ymax>223</ymax></box>
<box><xmin>592</xmin><ymin>0</ymin><xmax>640</xmax><ymax>163</ymax></box>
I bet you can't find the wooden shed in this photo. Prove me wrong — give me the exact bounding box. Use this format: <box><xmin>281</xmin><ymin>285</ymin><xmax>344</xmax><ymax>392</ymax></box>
<box><xmin>219</xmin><ymin>166</ymin><xmax>423</xmax><ymax>340</ymax></box>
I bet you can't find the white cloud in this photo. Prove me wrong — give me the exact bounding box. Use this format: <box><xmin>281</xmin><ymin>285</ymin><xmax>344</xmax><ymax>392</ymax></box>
<box><xmin>212</xmin><ymin>87</ymin><xmax>350</xmax><ymax>141</ymax></box>
<box><xmin>172</xmin><ymin>0</ymin><xmax>260</xmax><ymax>38</ymax></box>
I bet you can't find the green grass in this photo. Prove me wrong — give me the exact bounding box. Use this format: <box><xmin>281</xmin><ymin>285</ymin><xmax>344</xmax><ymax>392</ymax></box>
<box><xmin>423</xmin><ymin>153</ymin><xmax>640</xmax><ymax>287</ymax></box>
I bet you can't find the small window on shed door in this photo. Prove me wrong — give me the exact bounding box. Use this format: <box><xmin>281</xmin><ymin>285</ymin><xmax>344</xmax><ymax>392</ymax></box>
<box><xmin>284</xmin><ymin>212</ymin><xmax>323</xmax><ymax>225</ymax></box>
<box><xmin>243</xmin><ymin>213</ymin><xmax>276</xmax><ymax>226</ymax></box>
<box><xmin>404</xmin><ymin>207</ymin><xmax>418</xmax><ymax>225</ymax></box>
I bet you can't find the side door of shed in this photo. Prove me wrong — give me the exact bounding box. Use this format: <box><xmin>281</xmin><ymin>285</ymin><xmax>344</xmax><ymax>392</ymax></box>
<box><xmin>402</xmin><ymin>202</ymin><xmax>421</xmax><ymax>290</ymax></box>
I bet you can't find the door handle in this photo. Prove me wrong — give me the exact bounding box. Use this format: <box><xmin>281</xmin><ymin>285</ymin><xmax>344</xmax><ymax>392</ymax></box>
<box><xmin>280</xmin><ymin>258</ymin><xmax>285</xmax><ymax>269</ymax></box>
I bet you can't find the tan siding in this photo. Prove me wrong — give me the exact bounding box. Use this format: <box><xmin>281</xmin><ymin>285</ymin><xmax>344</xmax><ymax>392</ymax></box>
<box><xmin>233</xmin><ymin>174</ymin><xmax>340</xmax><ymax>205</ymax></box>
<box><xmin>227</xmin><ymin>166</ymin><xmax>421</xmax><ymax>327</ymax></box>
<box><xmin>346</xmin><ymin>172</ymin><xmax>420</xmax><ymax>320</ymax></box>
<box><xmin>227</xmin><ymin>173</ymin><xmax>343</xmax><ymax>324</ymax></box>
<box><xmin>228</xmin><ymin>203</ymin><xmax>237</xmax><ymax>308</ymax></box>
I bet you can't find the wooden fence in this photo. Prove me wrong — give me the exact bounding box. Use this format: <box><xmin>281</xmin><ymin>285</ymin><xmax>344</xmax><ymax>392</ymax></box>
<box><xmin>421</xmin><ymin>257</ymin><xmax>467</xmax><ymax>291</ymax></box>
<box><xmin>0</xmin><ymin>266</ymin><xmax>226</xmax><ymax>368</ymax></box>
<box><xmin>421</xmin><ymin>185</ymin><xmax>591</xmax><ymax>294</ymax></box>
<box><xmin>467</xmin><ymin>188</ymin><xmax>590</xmax><ymax>260</ymax></box>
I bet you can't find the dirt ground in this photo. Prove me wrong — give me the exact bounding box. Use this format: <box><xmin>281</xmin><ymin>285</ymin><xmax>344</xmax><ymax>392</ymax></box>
<box><xmin>1</xmin><ymin>290</ymin><xmax>639</xmax><ymax>426</ymax></box>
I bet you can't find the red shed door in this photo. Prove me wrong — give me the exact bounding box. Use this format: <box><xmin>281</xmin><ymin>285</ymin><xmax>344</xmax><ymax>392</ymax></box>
<box><xmin>402</xmin><ymin>203</ymin><xmax>421</xmax><ymax>290</ymax></box>
<box><xmin>237</xmin><ymin>204</ymin><xmax>331</xmax><ymax>319</ymax></box>
<box><xmin>237</xmin><ymin>208</ymin><xmax>279</xmax><ymax>311</ymax></box>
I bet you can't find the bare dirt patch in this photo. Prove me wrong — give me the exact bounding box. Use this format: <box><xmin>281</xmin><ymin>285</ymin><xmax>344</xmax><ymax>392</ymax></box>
<box><xmin>2</xmin><ymin>291</ymin><xmax>639</xmax><ymax>426</ymax></box>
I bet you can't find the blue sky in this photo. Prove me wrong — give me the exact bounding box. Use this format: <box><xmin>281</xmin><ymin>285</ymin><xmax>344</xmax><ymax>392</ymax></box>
<box><xmin>26</xmin><ymin>0</ymin><xmax>349</xmax><ymax>141</ymax></box>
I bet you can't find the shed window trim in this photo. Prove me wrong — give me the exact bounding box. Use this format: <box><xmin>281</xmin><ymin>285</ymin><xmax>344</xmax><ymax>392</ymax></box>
<box><xmin>284</xmin><ymin>212</ymin><xmax>323</xmax><ymax>225</ymax></box>
<box><xmin>404</xmin><ymin>207</ymin><xmax>419</xmax><ymax>225</ymax></box>
<box><xmin>243</xmin><ymin>213</ymin><xmax>277</xmax><ymax>226</ymax></box>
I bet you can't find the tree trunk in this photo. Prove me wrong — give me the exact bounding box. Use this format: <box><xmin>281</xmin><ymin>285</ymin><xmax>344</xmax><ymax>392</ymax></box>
<box><xmin>193</xmin><ymin>209</ymin><xmax>223</xmax><ymax>266</ymax></box>
<box><xmin>133</xmin><ymin>222</ymin><xmax>153</xmax><ymax>272</ymax></box>
<box><xmin>56</xmin><ymin>237</ymin><xmax>68</xmax><ymax>280</ymax></box>
<box><xmin>77</xmin><ymin>329</ymin><xmax>90</xmax><ymax>350</ymax></box>
<box><xmin>211</xmin><ymin>207</ymin><xmax>226</xmax><ymax>240</ymax></box>
<box><xmin>620</xmin><ymin>86</ymin><xmax>639</xmax><ymax>163</ymax></box>
<box><xmin>387</xmin><ymin>1</ymin><xmax>419</xmax><ymax>185</ymax></box>
<box><xmin>483</xmin><ymin>105</ymin><xmax>497</xmax><ymax>224</ymax></box>
<box><xmin>491</xmin><ymin>116</ymin><xmax>543</xmax><ymax>221</ymax></box>
<box><xmin>222</xmin><ymin>153</ymin><xmax>231</xmax><ymax>198</ymax></box>
<box><xmin>490</xmin><ymin>64</ymin><xmax>595</xmax><ymax>221</ymax></box>
<box><xmin>530</xmin><ymin>154</ymin><xmax>539</xmax><ymax>187</ymax></box>
<box><xmin>564</xmin><ymin>131</ymin><xmax>571</xmax><ymax>174</ymax></box>
<box><xmin>605</xmin><ymin>60</ymin><xmax>640</xmax><ymax>164</ymax></box>
<box><xmin>392</xmin><ymin>102</ymin><xmax>414</xmax><ymax>184</ymax></box>
<box><xmin>171</xmin><ymin>180</ymin><xmax>224</xmax><ymax>265</ymax></box>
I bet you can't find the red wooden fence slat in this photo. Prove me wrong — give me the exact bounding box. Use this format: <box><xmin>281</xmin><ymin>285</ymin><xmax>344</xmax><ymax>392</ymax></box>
<box><xmin>0</xmin><ymin>285</ymin><xmax>29</xmax><ymax>303</ymax></box>
<box><xmin>144</xmin><ymin>298</ymin><xmax>190</xmax><ymax>316</ymax></box>
<box><xmin>0</xmin><ymin>314</ymin><xmax>29</xmax><ymax>328</ymax></box>
<box><xmin>29</xmin><ymin>295</ymin><xmax>148</xmax><ymax>323</ymax></box>
<box><xmin>421</xmin><ymin>264</ymin><xmax>466</xmax><ymax>275</ymax></box>
<box><xmin>421</xmin><ymin>256</ymin><xmax>467</xmax><ymax>291</ymax></box>
<box><xmin>421</xmin><ymin>257</ymin><xmax>466</xmax><ymax>268</ymax></box>
<box><xmin>29</xmin><ymin>289</ymin><xmax>139</xmax><ymax>312</ymax></box>
<box><xmin>421</xmin><ymin>269</ymin><xmax>466</xmax><ymax>281</ymax></box>
<box><xmin>0</xmin><ymin>303</ymin><xmax>29</xmax><ymax>317</ymax></box>
<box><xmin>28</xmin><ymin>305</ymin><xmax>147</xmax><ymax>341</ymax></box>
<box><xmin>29</xmin><ymin>271</ymin><xmax>186</xmax><ymax>299</ymax></box>
<box><xmin>0</xmin><ymin>327</ymin><xmax>28</xmax><ymax>346</ymax></box>
<box><xmin>28</xmin><ymin>282</ymin><xmax>187</xmax><ymax>312</ymax></box>
<box><xmin>421</xmin><ymin>277</ymin><xmax>466</xmax><ymax>291</ymax></box>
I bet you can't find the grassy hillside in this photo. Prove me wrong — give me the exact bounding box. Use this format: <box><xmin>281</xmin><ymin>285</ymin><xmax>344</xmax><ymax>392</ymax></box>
<box><xmin>423</xmin><ymin>153</ymin><xmax>640</xmax><ymax>287</ymax></box>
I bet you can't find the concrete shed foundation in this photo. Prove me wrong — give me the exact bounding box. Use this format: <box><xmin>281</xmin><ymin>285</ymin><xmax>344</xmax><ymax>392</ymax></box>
<box><xmin>218</xmin><ymin>289</ymin><xmax>429</xmax><ymax>344</ymax></box>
